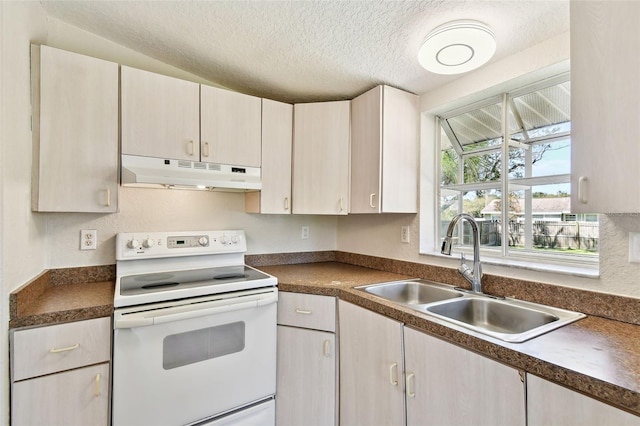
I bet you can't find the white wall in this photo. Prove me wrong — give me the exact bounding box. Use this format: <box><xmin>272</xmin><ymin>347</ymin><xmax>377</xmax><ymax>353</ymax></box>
<box><xmin>0</xmin><ymin>4</ymin><xmax>336</xmax><ymax>424</ymax></box>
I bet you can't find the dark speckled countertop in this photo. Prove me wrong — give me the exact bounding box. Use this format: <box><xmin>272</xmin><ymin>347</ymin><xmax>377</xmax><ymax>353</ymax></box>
<box><xmin>9</xmin><ymin>255</ymin><xmax>640</xmax><ymax>418</ymax></box>
<box><xmin>9</xmin><ymin>265</ymin><xmax>115</xmax><ymax>328</ymax></box>
<box><xmin>259</xmin><ymin>261</ymin><xmax>640</xmax><ymax>417</ymax></box>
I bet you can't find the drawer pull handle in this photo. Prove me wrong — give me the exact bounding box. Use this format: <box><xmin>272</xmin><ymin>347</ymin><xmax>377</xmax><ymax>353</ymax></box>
<box><xmin>105</xmin><ymin>189</ymin><xmax>111</xmax><ymax>207</ymax></box>
<box><xmin>295</xmin><ymin>309</ymin><xmax>312</xmax><ymax>315</ymax></box>
<box><xmin>407</xmin><ymin>372</ymin><xmax>416</xmax><ymax>397</ymax></box>
<box><xmin>389</xmin><ymin>363</ymin><xmax>398</xmax><ymax>386</ymax></box>
<box><xmin>284</xmin><ymin>197</ymin><xmax>290</xmax><ymax>211</ymax></box>
<box><xmin>203</xmin><ymin>141</ymin><xmax>210</xmax><ymax>158</ymax></box>
<box><xmin>187</xmin><ymin>140</ymin><xmax>195</xmax><ymax>156</ymax></box>
<box><xmin>49</xmin><ymin>343</ymin><xmax>80</xmax><ymax>353</ymax></box>
<box><xmin>94</xmin><ymin>373</ymin><xmax>101</xmax><ymax>396</ymax></box>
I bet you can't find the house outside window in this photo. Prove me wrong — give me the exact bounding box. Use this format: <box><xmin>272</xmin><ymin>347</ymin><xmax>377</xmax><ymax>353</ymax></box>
<box><xmin>436</xmin><ymin>73</ymin><xmax>599</xmax><ymax>267</ymax></box>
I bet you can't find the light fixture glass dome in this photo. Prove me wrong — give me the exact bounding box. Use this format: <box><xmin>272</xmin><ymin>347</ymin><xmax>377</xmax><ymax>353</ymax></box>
<box><xmin>418</xmin><ymin>20</ymin><xmax>496</xmax><ymax>75</ymax></box>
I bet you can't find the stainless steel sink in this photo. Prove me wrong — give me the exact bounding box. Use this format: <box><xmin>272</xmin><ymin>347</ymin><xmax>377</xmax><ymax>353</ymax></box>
<box><xmin>356</xmin><ymin>280</ymin><xmax>463</xmax><ymax>305</ymax></box>
<box><xmin>356</xmin><ymin>279</ymin><xmax>585</xmax><ymax>343</ymax></box>
<box><xmin>425</xmin><ymin>296</ymin><xmax>585</xmax><ymax>343</ymax></box>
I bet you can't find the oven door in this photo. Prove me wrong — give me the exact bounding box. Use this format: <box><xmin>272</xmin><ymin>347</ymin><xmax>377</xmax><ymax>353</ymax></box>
<box><xmin>112</xmin><ymin>288</ymin><xmax>277</xmax><ymax>426</ymax></box>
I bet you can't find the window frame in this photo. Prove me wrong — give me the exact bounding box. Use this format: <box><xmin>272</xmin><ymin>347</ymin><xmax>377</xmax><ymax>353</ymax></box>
<box><xmin>427</xmin><ymin>73</ymin><xmax>598</xmax><ymax>273</ymax></box>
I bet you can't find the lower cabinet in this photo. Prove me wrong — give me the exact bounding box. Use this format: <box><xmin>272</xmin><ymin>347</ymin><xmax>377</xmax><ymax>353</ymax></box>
<box><xmin>10</xmin><ymin>317</ymin><xmax>111</xmax><ymax>426</ymax></box>
<box><xmin>339</xmin><ymin>300</ymin><xmax>405</xmax><ymax>425</ymax></box>
<box><xmin>276</xmin><ymin>292</ymin><xmax>338</xmax><ymax>426</ymax></box>
<box><xmin>12</xmin><ymin>363</ymin><xmax>110</xmax><ymax>426</ymax></box>
<box><xmin>527</xmin><ymin>374</ymin><xmax>640</xmax><ymax>426</ymax></box>
<box><xmin>339</xmin><ymin>301</ymin><xmax>526</xmax><ymax>426</ymax></box>
<box><xmin>404</xmin><ymin>327</ymin><xmax>525</xmax><ymax>426</ymax></box>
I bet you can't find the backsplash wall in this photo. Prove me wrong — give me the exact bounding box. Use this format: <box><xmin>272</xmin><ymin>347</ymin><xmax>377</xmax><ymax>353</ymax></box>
<box><xmin>45</xmin><ymin>187</ymin><xmax>338</xmax><ymax>268</ymax></box>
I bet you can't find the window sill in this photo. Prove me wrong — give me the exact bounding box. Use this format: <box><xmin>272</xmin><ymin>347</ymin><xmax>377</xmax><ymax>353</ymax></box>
<box><xmin>422</xmin><ymin>249</ymin><xmax>599</xmax><ymax>279</ymax></box>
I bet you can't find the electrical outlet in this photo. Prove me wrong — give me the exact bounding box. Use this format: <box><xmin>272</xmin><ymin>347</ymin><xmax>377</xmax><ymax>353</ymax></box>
<box><xmin>80</xmin><ymin>229</ymin><xmax>97</xmax><ymax>250</ymax></box>
<box><xmin>301</xmin><ymin>226</ymin><xmax>310</xmax><ymax>240</ymax></box>
<box><xmin>401</xmin><ymin>226</ymin><xmax>410</xmax><ymax>243</ymax></box>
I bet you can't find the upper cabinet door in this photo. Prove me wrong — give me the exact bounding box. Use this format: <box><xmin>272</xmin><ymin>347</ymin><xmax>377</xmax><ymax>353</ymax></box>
<box><xmin>31</xmin><ymin>45</ymin><xmax>118</xmax><ymax>213</ymax></box>
<box><xmin>201</xmin><ymin>85</ymin><xmax>262</xmax><ymax>167</ymax></box>
<box><xmin>292</xmin><ymin>101</ymin><xmax>351</xmax><ymax>215</ymax></box>
<box><xmin>570</xmin><ymin>1</ymin><xmax>640</xmax><ymax>213</ymax></box>
<box><xmin>121</xmin><ymin>66</ymin><xmax>200</xmax><ymax>161</ymax></box>
<box><xmin>350</xmin><ymin>85</ymin><xmax>418</xmax><ymax>214</ymax></box>
<box><xmin>246</xmin><ymin>99</ymin><xmax>293</xmax><ymax>214</ymax></box>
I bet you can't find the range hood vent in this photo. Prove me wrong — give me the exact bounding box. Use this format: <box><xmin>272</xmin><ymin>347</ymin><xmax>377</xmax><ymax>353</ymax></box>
<box><xmin>121</xmin><ymin>154</ymin><xmax>261</xmax><ymax>192</ymax></box>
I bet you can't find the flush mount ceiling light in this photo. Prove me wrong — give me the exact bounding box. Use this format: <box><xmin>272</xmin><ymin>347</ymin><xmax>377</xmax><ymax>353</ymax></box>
<box><xmin>418</xmin><ymin>20</ymin><xmax>496</xmax><ymax>75</ymax></box>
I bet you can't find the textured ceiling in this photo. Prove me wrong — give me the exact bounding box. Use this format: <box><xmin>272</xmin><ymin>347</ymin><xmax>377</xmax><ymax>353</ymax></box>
<box><xmin>40</xmin><ymin>0</ymin><xmax>569</xmax><ymax>103</ymax></box>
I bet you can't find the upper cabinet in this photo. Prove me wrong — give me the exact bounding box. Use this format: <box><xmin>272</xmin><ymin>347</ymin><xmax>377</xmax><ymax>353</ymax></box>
<box><xmin>246</xmin><ymin>99</ymin><xmax>293</xmax><ymax>214</ymax></box>
<box><xmin>570</xmin><ymin>0</ymin><xmax>640</xmax><ymax>213</ymax></box>
<box><xmin>31</xmin><ymin>45</ymin><xmax>119</xmax><ymax>213</ymax></box>
<box><xmin>292</xmin><ymin>101</ymin><xmax>351</xmax><ymax>215</ymax></box>
<box><xmin>350</xmin><ymin>85</ymin><xmax>418</xmax><ymax>214</ymax></box>
<box><xmin>121</xmin><ymin>66</ymin><xmax>200</xmax><ymax>161</ymax></box>
<box><xmin>201</xmin><ymin>85</ymin><xmax>262</xmax><ymax>167</ymax></box>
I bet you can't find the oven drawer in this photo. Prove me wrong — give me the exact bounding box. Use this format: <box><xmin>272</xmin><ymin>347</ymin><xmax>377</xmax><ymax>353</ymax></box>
<box><xmin>277</xmin><ymin>292</ymin><xmax>336</xmax><ymax>332</ymax></box>
<box><xmin>11</xmin><ymin>317</ymin><xmax>111</xmax><ymax>381</ymax></box>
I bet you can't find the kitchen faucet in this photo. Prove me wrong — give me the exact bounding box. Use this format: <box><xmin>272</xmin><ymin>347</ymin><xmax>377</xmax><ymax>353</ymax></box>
<box><xmin>441</xmin><ymin>213</ymin><xmax>483</xmax><ymax>294</ymax></box>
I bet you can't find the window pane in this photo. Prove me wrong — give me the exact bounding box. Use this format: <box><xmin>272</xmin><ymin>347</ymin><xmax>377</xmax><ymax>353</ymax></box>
<box><xmin>440</xmin><ymin>190</ymin><xmax>502</xmax><ymax>249</ymax></box>
<box><xmin>441</xmin><ymin>148</ymin><xmax>459</xmax><ymax>186</ymax></box>
<box><xmin>531</xmin><ymin>139</ymin><xmax>571</xmax><ymax>177</ymax></box>
<box><xmin>463</xmin><ymin>148</ymin><xmax>502</xmax><ymax>184</ymax></box>
<box><xmin>445</xmin><ymin>101</ymin><xmax>503</xmax><ymax>151</ymax></box>
<box><xmin>510</xmin><ymin>81</ymin><xmax>571</xmax><ymax>140</ymax></box>
<box><xmin>506</xmin><ymin>183</ymin><xmax>599</xmax><ymax>256</ymax></box>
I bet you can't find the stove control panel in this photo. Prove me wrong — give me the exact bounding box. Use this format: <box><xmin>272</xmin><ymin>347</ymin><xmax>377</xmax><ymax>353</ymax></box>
<box><xmin>116</xmin><ymin>230</ymin><xmax>246</xmax><ymax>260</ymax></box>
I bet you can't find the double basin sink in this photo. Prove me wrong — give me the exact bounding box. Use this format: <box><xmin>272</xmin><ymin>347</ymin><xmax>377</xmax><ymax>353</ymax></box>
<box><xmin>356</xmin><ymin>280</ymin><xmax>585</xmax><ymax>343</ymax></box>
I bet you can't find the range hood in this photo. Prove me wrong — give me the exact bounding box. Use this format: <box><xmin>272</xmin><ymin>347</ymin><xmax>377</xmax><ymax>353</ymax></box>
<box><xmin>121</xmin><ymin>154</ymin><xmax>261</xmax><ymax>192</ymax></box>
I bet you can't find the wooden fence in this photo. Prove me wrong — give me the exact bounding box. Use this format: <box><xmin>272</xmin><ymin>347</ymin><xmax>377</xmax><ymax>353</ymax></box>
<box><xmin>442</xmin><ymin>220</ymin><xmax>599</xmax><ymax>251</ymax></box>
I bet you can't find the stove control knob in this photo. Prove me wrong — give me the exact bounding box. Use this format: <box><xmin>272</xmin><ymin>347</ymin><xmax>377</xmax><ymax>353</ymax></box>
<box><xmin>231</xmin><ymin>235</ymin><xmax>239</xmax><ymax>244</ymax></box>
<box><xmin>220</xmin><ymin>235</ymin><xmax>229</xmax><ymax>245</ymax></box>
<box><xmin>198</xmin><ymin>236</ymin><xmax>209</xmax><ymax>246</ymax></box>
<box><xmin>127</xmin><ymin>238</ymin><xmax>140</xmax><ymax>249</ymax></box>
<box><xmin>142</xmin><ymin>238</ymin><xmax>155</xmax><ymax>248</ymax></box>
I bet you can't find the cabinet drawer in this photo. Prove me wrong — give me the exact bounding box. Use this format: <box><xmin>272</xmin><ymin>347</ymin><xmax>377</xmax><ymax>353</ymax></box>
<box><xmin>12</xmin><ymin>362</ymin><xmax>110</xmax><ymax>426</ymax></box>
<box><xmin>278</xmin><ymin>292</ymin><xmax>336</xmax><ymax>332</ymax></box>
<box><xmin>12</xmin><ymin>317</ymin><xmax>111</xmax><ymax>381</ymax></box>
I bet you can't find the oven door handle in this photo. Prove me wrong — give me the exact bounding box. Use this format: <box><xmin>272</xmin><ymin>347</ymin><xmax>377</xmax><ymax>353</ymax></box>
<box><xmin>114</xmin><ymin>292</ymin><xmax>277</xmax><ymax>329</ymax></box>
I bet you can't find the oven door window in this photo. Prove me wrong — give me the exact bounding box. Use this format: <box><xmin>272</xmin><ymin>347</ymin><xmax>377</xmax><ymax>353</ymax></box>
<box><xmin>163</xmin><ymin>321</ymin><xmax>245</xmax><ymax>370</ymax></box>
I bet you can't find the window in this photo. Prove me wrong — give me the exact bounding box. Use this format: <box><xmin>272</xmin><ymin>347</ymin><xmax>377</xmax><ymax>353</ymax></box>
<box><xmin>436</xmin><ymin>74</ymin><xmax>598</xmax><ymax>268</ymax></box>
